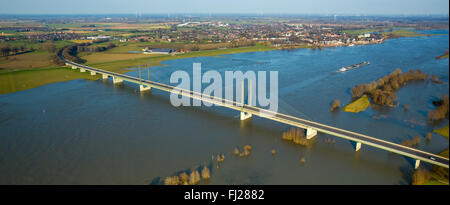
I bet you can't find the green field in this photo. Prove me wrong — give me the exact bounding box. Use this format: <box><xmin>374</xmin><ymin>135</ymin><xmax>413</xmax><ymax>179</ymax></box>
<box><xmin>434</xmin><ymin>124</ymin><xmax>449</xmax><ymax>139</ymax></box>
<box><xmin>0</xmin><ymin>52</ymin><xmax>54</xmax><ymax>71</ymax></box>
<box><xmin>0</xmin><ymin>67</ymin><xmax>100</xmax><ymax>94</ymax></box>
<box><xmin>342</xmin><ymin>95</ymin><xmax>370</xmax><ymax>113</ymax></box>
<box><xmin>383</xmin><ymin>30</ymin><xmax>439</xmax><ymax>38</ymax></box>
<box><xmin>342</xmin><ymin>28</ymin><xmax>384</xmax><ymax>35</ymax></box>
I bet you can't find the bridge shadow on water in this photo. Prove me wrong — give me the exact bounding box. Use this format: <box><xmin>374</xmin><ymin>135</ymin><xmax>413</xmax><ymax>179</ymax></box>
<box><xmin>398</xmin><ymin>164</ymin><xmax>415</xmax><ymax>185</ymax></box>
<box><xmin>95</xmin><ymin>78</ymin><xmax>286</xmax><ymax>138</ymax></box>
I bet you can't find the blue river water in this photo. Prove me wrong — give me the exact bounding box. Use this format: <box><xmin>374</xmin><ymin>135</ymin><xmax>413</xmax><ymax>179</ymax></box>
<box><xmin>0</xmin><ymin>30</ymin><xmax>448</xmax><ymax>184</ymax></box>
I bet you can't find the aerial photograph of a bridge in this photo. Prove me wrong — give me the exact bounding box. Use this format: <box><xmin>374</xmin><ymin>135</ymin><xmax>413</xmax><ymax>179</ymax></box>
<box><xmin>0</xmin><ymin>0</ymin><xmax>449</xmax><ymax>202</ymax></box>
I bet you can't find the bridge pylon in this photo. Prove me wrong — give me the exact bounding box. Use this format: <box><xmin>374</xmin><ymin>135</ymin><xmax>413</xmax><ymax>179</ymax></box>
<box><xmin>140</xmin><ymin>84</ymin><xmax>151</xmax><ymax>92</ymax></box>
<box><xmin>305</xmin><ymin>127</ymin><xmax>318</xmax><ymax>139</ymax></box>
<box><xmin>240</xmin><ymin>112</ymin><xmax>252</xmax><ymax>121</ymax></box>
<box><xmin>240</xmin><ymin>80</ymin><xmax>252</xmax><ymax>121</ymax></box>
<box><xmin>113</xmin><ymin>76</ymin><xmax>123</xmax><ymax>84</ymax></box>
<box><xmin>415</xmin><ymin>160</ymin><xmax>421</xmax><ymax>169</ymax></box>
<box><xmin>355</xmin><ymin>142</ymin><xmax>362</xmax><ymax>152</ymax></box>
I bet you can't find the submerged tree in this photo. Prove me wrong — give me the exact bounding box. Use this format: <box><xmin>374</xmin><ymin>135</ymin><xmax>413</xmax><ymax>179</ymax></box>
<box><xmin>428</xmin><ymin>94</ymin><xmax>449</xmax><ymax>121</ymax></box>
<box><xmin>412</xmin><ymin>169</ymin><xmax>431</xmax><ymax>185</ymax></box>
<box><xmin>330</xmin><ymin>99</ymin><xmax>341</xmax><ymax>111</ymax></box>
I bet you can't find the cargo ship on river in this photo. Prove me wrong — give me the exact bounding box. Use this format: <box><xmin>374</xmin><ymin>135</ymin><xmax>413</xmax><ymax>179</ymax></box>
<box><xmin>339</xmin><ymin>61</ymin><xmax>370</xmax><ymax>72</ymax></box>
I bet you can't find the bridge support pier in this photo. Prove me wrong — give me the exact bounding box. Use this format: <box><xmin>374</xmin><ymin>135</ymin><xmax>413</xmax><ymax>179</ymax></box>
<box><xmin>415</xmin><ymin>160</ymin><xmax>420</xmax><ymax>169</ymax></box>
<box><xmin>102</xmin><ymin>74</ymin><xmax>108</xmax><ymax>79</ymax></box>
<box><xmin>90</xmin><ymin>71</ymin><xmax>96</xmax><ymax>76</ymax></box>
<box><xmin>80</xmin><ymin>68</ymin><xmax>86</xmax><ymax>73</ymax></box>
<box><xmin>240</xmin><ymin>112</ymin><xmax>252</xmax><ymax>121</ymax></box>
<box><xmin>140</xmin><ymin>84</ymin><xmax>151</xmax><ymax>92</ymax></box>
<box><xmin>355</xmin><ymin>142</ymin><xmax>362</xmax><ymax>152</ymax></box>
<box><xmin>305</xmin><ymin>128</ymin><xmax>317</xmax><ymax>139</ymax></box>
<box><xmin>71</xmin><ymin>66</ymin><xmax>77</xmax><ymax>69</ymax></box>
<box><xmin>113</xmin><ymin>77</ymin><xmax>123</xmax><ymax>84</ymax></box>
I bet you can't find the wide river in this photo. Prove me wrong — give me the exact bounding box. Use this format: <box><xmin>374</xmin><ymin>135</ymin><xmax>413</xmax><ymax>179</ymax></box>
<box><xmin>0</xmin><ymin>30</ymin><xmax>448</xmax><ymax>184</ymax></box>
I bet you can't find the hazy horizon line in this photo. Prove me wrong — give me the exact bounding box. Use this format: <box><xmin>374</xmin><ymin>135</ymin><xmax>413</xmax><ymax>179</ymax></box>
<box><xmin>0</xmin><ymin>12</ymin><xmax>449</xmax><ymax>17</ymax></box>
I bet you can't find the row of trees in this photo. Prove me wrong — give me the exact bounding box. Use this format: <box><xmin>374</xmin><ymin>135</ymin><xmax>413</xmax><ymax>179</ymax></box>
<box><xmin>62</xmin><ymin>45</ymin><xmax>86</xmax><ymax>64</ymax></box>
<box><xmin>230</xmin><ymin>40</ymin><xmax>256</xmax><ymax>48</ymax></box>
<box><xmin>350</xmin><ymin>69</ymin><xmax>430</xmax><ymax>106</ymax></box>
<box><xmin>51</xmin><ymin>44</ymin><xmax>86</xmax><ymax>65</ymax></box>
<box><xmin>164</xmin><ymin>165</ymin><xmax>211</xmax><ymax>185</ymax></box>
<box><xmin>51</xmin><ymin>41</ymin><xmax>116</xmax><ymax>66</ymax></box>
<box><xmin>0</xmin><ymin>43</ymin><xmax>28</xmax><ymax>57</ymax></box>
<box><xmin>51</xmin><ymin>47</ymin><xmax>65</xmax><ymax>66</ymax></box>
<box><xmin>400</xmin><ymin>136</ymin><xmax>421</xmax><ymax>147</ymax></box>
<box><xmin>77</xmin><ymin>42</ymin><xmax>116</xmax><ymax>53</ymax></box>
<box><xmin>181</xmin><ymin>40</ymin><xmax>256</xmax><ymax>52</ymax></box>
<box><xmin>412</xmin><ymin>169</ymin><xmax>431</xmax><ymax>185</ymax></box>
<box><xmin>282</xmin><ymin>127</ymin><xmax>312</xmax><ymax>146</ymax></box>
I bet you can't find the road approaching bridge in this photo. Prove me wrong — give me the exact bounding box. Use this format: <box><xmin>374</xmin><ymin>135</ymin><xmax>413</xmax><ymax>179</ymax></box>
<box><xmin>61</xmin><ymin>55</ymin><xmax>449</xmax><ymax>170</ymax></box>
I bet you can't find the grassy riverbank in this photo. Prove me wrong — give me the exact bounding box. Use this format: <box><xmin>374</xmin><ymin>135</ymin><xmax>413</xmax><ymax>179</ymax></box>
<box><xmin>383</xmin><ymin>30</ymin><xmax>443</xmax><ymax>38</ymax></box>
<box><xmin>0</xmin><ymin>45</ymin><xmax>274</xmax><ymax>94</ymax></box>
<box><xmin>434</xmin><ymin>124</ymin><xmax>449</xmax><ymax>139</ymax></box>
<box><xmin>0</xmin><ymin>67</ymin><xmax>100</xmax><ymax>94</ymax></box>
<box><xmin>342</xmin><ymin>28</ymin><xmax>384</xmax><ymax>35</ymax></box>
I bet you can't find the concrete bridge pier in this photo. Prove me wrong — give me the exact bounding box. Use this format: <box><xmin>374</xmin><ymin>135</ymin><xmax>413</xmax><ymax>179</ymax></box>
<box><xmin>71</xmin><ymin>66</ymin><xmax>77</xmax><ymax>69</ymax></box>
<box><xmin>355</xmin><ymin>142</ymin><xmax>362</xmax><ymax>152</ymax></box>
<box><xmin>113</xmin><ymin>76</ymin><xmax>123</xmax><ymax>84</ymax></box>
<box><xmin>140</xmin><ymin>84</ymin><xmax>151</xmax><ymax>92</ymax></box>
<box><xmin>90</xmin><ymin>71</ymin><xmax>96</xmax><ymax>76</ymax></box>
<box><xmin>415</xmin><ymin>160</ymin><xmax>421</xmax><ymax>169</ymax></box>
<box><xmin>305</xmin><ymin>128</ymin><xmax>318</xmax><ymax>139</ymax></box>
<box><xmin>80</xmin><ymin>68</ymin><xmax>86</xmax><ymax>72</ymax></box>
<box><xmin>102</xmin><ymin>74</ymin><xmax>108</xmax><ymax>79</ymax></box>
<box><xmin>240</xmin><ymin>112</ymin><xmax>252</xmax><ymax>121</ymax></box>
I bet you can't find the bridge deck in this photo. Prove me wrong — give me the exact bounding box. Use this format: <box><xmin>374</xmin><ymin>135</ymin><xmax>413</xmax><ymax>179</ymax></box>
<box><xmin>63</xmin><ymin>59</ymin><xmax>449</xmax><ymax>169</ymax></box>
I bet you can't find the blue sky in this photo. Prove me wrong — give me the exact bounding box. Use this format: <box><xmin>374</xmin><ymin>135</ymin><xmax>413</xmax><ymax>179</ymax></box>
<box><xmin>0</xmin><ymin>0</ymin><xmax>448</xmax><ymax>15</ymax></box>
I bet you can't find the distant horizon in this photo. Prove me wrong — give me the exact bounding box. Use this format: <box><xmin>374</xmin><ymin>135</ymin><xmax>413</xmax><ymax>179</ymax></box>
<box><xmin>0</xmin><ymin>13</ymin><xmax>449</xmax><ymax>17</ymax></box>
<box><xmin>0</xmin><ymin>0</ymin><xmax>448</xmax><ymax>16</ymax></box>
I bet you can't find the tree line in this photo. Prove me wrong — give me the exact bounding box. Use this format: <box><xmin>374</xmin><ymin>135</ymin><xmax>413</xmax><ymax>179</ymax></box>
<box><xmin>77</xmin><ymin>42</ymin><xmax>116</xmax><ymax>53</ymax></box>
<box><xmin>350</xmin><ymin>69</ymin><xmax>430</xmax><ymax>106</ymax></box>
<box><xmin>144</xmin><ymin>40</ymin><xmax>257</xmax><ymax>53</ymax></box>
<box><xmin>51</xmin><ymin>44</ymin><xmax>86</xmax><ymax>66</ymax></box>
<box><xmin>51</xmin><ymin>42</ymin><xmax>116</xmax><ymax>66</ymax></box>
<box><xmin>0</xmin><ymin>43</ymin><xmax>28</xmax><ymax>57</ymax></box>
